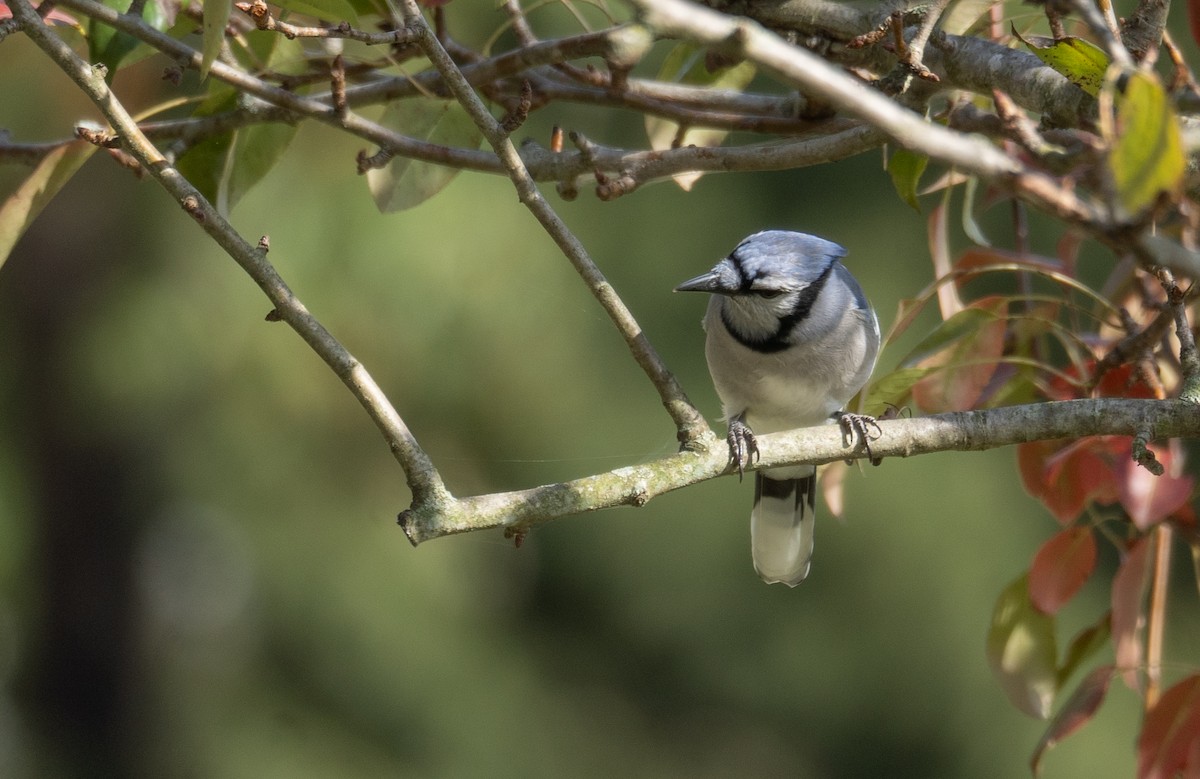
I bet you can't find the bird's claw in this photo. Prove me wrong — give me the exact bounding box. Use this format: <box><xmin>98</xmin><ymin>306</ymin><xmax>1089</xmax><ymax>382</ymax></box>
<box><xmin>835</xmin><ymin>410</ymin><xmax>883</xmax><ymax>465</ymax></box>
<box><xmin>727</xmin><ymin>417</ymin><xmax>759</xmax><ymax>481</ymax></box>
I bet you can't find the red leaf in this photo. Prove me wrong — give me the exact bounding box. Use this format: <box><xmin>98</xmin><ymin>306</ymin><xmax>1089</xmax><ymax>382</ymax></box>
<box><xmin>820</xmin><ymin>461</ymin><xmax>847</xmax><ymax>518</ymax></box>
<box><xmin>0</xmin><ymin>0</ymin><xmax>78</xmax><ymax>24</ymax></box>
<box><xmin>1094</xmin><ymin>364</ymin><xmax>1162</xmax><ymax>400</ymax></box>
<box><xmin>911</xmin><ymin>298</ymin><xmax>1008</xmax><ymax>413</ymax></box>
<box><xmin>927</xmin><ymin>201</ymin><xmax>964</xmax><ymax>319</ymax></box>
<box><xmin>1043</xmin><ymin>363</ymin><xmax>1160</xmax><ymax>402</ymax></box>
<box><xmin>1116</xmin><ymin>441</ymin><xmax>1196</xmax><ymax>531</ymax></box>
<box><xmin>1190</xmin><ymin>0</ymin><xmax>1200</xmax><ymax>48</ymax></box>
<box><xmin>1029</xmin><ymin>526</ymin><xmax>1097</xmax><ymax>614</ymax></box>
<box><xmin>1112</xmin><ymin>537</ymin><xmax>1154</xmax><ymax>691</ymax></box>
<box><xmin>1018</xmin><ymin>438</ymin><xmax>1122</xmax><ymax>525</ymax></box>
<box><xmin>1138</xmin><ymin>675</ymin><xmax>1200</xmax><ymax>779</ymax></box>
<box><xmin>955</xmin><ymin>246</ymin><xmax>1065</xmax><ymax>274</ymax></box>
<box><xmin>1056</xmin><ymin>230</ymin><xmax>1083</xmax><ymax>277</ymax></box>
<box><xmin>1031</xmin><ymin>665</ymin><xmax>1114</xmax><ymax>776</ymax></box>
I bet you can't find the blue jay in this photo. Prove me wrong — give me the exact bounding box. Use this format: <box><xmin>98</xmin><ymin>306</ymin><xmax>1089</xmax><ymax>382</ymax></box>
<box><xmin>676</xmin><ymin>230</ymin><xmax>880</xmax><ymax>586</ymax></box>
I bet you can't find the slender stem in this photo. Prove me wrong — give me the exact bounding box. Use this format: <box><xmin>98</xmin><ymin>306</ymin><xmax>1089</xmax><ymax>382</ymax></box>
<box><xmin>53</xmin><ymin>0</ymin><xmax>505</xmax><ymax>172</ymax></box>
<box><xmin>901</xmin><ymin>0</ymin><xmax>953</xmax><ymax>79</ymax></box>
<box><xmin>235</xmin><ymin>0</ymin><xmax>421</xmax><ymax>44</ymax></box>
<box><xmin>8</xmin><ymin>0</ymin><xmax>449</xmax><ymax>507</ymax></box>
<box><xmin>1153</xmin><ymin>267</ymin><xmax>1200</xmax><ymax>400</ymax></box>
<box><xmin>1144</xmin><ymin>522</ymin><xmax>1172</xmax><ymax>708</ymax></box>
<box><xmin>398</xmin><ymin>1</ymin><xmax>711</xmax><ymax>446</ymax></box>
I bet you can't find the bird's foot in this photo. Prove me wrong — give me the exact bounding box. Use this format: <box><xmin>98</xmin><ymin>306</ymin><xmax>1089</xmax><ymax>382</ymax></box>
<box><xmin>726</xmin><ymin>417</ymin><xmax>759</xmax><ymax>481</ymax></box>
<box><xmin>834</xmin><ymin>410</ymin><xmax>882</xmax><ymax>465</ymax></box>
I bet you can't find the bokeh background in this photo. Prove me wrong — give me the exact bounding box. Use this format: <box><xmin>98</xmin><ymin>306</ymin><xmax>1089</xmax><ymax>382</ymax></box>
<box><xmin>3</xmin><ymin>3</ymin><xmax>1199</xmax><ymax>776</ymax></box>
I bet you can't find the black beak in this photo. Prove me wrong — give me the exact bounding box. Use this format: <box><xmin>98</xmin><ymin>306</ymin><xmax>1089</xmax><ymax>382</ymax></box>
<box><xmin>674</xmin><ymin>271</ymin><xmax>721</xmax><ymax>293</ymax></box>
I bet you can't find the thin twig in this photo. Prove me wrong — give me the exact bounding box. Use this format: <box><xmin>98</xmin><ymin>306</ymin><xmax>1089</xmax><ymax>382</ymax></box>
<box><xmin>500</xmin><ymin>0</ymin><xmax>539</xmax><ymax>47</ymax></box>
<box><xmin>331</xmin><ymin>54</ymin><xmax>348</xmax><ymax>119</ymax></box>
<box><xmin>7</xmin><ymin>0</ymin><xmax>450</xmax><ymax>509</ymax></box>
<box><xmin>397</xmin><ymin>0</ymin><xmax>711</xmax><ymax>448</ymax></box>
<box><xmin>1145</xmin><ymin>522</ymin><xmax>1173</xmax><ymax>708</ymax></box>
<box><xmin>898</xmin><ymin>0</ymin><xmax>951</xmax><ymax>84</ymax></box>
<box><xmin>235</xmin><ymin>0</ymin><xmax>420</xmax><ymax>44</ymax></box>
<box><xmin>1092</xmin><ymin>305</ymin><xmax>1174</xmax><ymax>388</ymax></box>
<box><xmin>1153</xmin><ymin>267</ymin><xmax>1200</xmax><ymax>400</ymax></box>
<box><xmin>1161</xmin><ymin>29</ymin><xmax>1200</xmax><ymax>94</ymax></box>
<box><xmin>0</xmin><ymin>136</ymin><xmax>75</xmax><ymax>164</ymax></box>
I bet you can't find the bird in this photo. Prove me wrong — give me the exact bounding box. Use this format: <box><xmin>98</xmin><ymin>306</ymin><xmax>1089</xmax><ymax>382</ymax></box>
<box><xmin>675</xmin><ymin>230</ymin><xmax>880</xmax><ymax>586</ymax></box>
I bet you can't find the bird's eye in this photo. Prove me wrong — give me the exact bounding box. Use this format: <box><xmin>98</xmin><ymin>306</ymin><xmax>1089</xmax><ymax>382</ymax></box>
<box><xmin>756</xmin><ymin>289</ymin><xmax>786</xmax><ymax>299</ymax></box>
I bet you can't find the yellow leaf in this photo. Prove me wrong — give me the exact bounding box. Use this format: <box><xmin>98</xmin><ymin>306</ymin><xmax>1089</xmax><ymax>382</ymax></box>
<box><xmin>1104</xmin><ymin>69</ymin><xmax>1185</xmax><ymax>219</ymax></box>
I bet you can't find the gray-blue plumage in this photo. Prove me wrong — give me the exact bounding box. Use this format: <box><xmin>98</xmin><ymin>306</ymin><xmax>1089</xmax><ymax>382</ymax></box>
<box><xmin>676</xmin><ymin>230</ymin><xmax>880</xmax><ymax>586</ymax></box>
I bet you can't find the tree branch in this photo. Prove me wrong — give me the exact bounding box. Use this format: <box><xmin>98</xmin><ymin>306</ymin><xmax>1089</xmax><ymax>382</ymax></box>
<box><xmin>7</xmin><ymin>0</ymin><xmax>450</xmax><ymax>508</ymax></box>
<box><xmin>924</xmin><ymin>32</ymin><xmax>1095</xmax><ymax>128</ymax></box>
<box><xmin>400</xmin><ymin>398</ymin><xmax>1200</xmax><ymax>544</ymax></box>
<box><xmin>629</xmin><ymin>0</ymin><xmax>1020</xmax><ymax>178</ymax></box>
<box><xmin>398</xmin><ymin>1</ymin><xmax>711</xmax><ymax>446</ymax></box>
<box><xmin>235</xmin><ymin>0</ymin><xmax>421</xmax><ymax>44</ymax></box>
<box><xmin>1121</xmin><ymin>0</ymin><xmax>1170</xmax><ymax>65</ymax></box>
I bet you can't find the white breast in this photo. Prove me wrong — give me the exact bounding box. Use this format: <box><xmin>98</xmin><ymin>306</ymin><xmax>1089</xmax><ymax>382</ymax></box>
<box><xmin>701</xmin><ymin>293</ymin><xmax>877</xmax><ymax>434</ymax></box>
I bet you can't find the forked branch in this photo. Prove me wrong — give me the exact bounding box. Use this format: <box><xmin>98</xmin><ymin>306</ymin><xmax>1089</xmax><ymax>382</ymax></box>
<box><xmin>7</xmin><ymin>0</ymin><xmax>450</xmax><ymax>509</ymax></box>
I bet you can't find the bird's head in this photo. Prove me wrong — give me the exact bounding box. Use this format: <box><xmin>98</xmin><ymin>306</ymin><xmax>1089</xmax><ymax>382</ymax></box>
<box><xmin>675</xmin><ymin>230</ymin><xmax>844</xmax><ymax>320</ymax></box>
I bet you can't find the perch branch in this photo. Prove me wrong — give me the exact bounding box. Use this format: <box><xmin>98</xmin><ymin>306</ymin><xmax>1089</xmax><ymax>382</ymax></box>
<box><xmin>399</xmin><ymin>398</ymin><xmax>1200</xmax><ymax>544</ymax></box>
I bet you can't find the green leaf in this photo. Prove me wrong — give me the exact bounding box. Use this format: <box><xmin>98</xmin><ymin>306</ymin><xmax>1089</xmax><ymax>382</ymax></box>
<box><xmin>367</xmin><ymin>100</ymin><xmax>484</xmax><ymax>213</ymax></box>
<box><xmin>1031</xmin><ymin>665</ymin><xmax>1113</xmax><ymax>776</ymax></box>
<box><xmin>645</xmin><ymin>42</ymin><xmax>756</xmax><ymax>191</ymax></box>
<box><xmin>1057</xmin><ymin>612</ymin><xmax>1111</xmax><ymax>686</ymax></box>
<box><xmin>961</xmin><ymin>174</ymin><xmax>990</xmax><ymax>247</ymax></box>
<box><xmin>88</xmin><ymin>0</ymin><xmax>168</xmax><ymax>81</ymax></box>
<box><xmin>235</xmin><ymin>26</ymin><xmax>306</xmax><ymax>76</ymax></box>
<box><xmin>1106</xmin><ymin>69</ymin><xmax>1185</xmax><ymax>218</ymax></box>
<box><xmin>175</xmin><ymin>89</ymin><xmax>297</xmax><ymax>216</ymax></box>
<box><xmin>0</xmin><ymin>141</ymin><xmax>97</xmax><ymax>270</ymax></box>
<box><xmin>887</xmin><ymin>148</ymin><xmax>928</xmax><ymax>212</ymax></box>
<box><xmin>986</xmin><ymin>574</ymin><xmax>1059</xmax><ymax>719</ymax></box>
<box><xmin>898</xmin><ymin>305</ymin><xmax>999</xmax><ymax>368</ymax></box>
<box><xmin>176</xmin><ymin>124</ymin><xmax>298</xmax><ymax>216</ymax></box>
<box><xmin>175</xmin><ymin>90</ymin><xmax>237</xmax><ymax>206</ymax></box>
<box><xmin>862</xmin><ymin>366</ymin><xmax>935</xmax><ymax>410</ymax></box>
<box><xmin>275</xmin><ymin>0</ymin><xmax>359</xmax><ymax>22</ymax></box>
<box><xmin>201</xmin><ymin>0</ymin><xmax>232</xmax><ymax>79</ymax></box>
<box><xmin>344</xmin><ymin>0</ymin><xmax>388</xmax><ymax>16</ymax></box>
<box><xmin>223</xmin><ymin>122</ymin><xmax>299</xmax><ymax>213</ymax></box>
<box><xmin>1012</xmin><ymin>27</ymin><xmax>1109</xmax><ymax>97</ymax></box>
<box><xmin>175</xmin><ymin>131</ymin><xmax>234</xmax><ymax>209</ymax></box>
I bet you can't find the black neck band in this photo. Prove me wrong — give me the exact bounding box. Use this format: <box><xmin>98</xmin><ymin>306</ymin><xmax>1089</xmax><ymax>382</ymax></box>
<box><xmin>722</xmin><ymin>260</ymin><xmax>835</xmax><ymax>354</ymax></box>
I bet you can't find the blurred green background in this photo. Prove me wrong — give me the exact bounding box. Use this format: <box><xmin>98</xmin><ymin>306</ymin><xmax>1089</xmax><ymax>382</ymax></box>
<box><xmin>3</xmin><ymin>3</ymin><xmax>1200</xmax><ymax>776</ymax></box>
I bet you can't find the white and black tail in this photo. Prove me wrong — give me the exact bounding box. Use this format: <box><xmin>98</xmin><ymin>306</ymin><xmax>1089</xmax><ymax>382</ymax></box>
<box><xmin>751</xmin><ymin>467</ymin><xmax>817</xmax><ymax>586</ymax></box>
